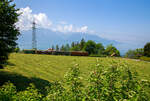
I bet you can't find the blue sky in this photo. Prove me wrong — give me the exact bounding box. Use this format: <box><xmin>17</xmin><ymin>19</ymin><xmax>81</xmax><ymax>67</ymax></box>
<box><xmin>14</xmin><ymin>0</ymin><xmax>150</xmax><ymax>50</ymax></box>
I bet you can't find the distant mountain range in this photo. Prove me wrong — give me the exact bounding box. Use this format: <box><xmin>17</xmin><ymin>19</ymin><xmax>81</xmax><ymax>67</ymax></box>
<box><xmin>17</xmin><ymin>29</ymin><xmax>127</xmax><ymax>55</ymax></box>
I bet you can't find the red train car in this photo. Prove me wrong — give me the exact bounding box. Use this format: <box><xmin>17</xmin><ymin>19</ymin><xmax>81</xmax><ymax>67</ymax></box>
<box><xmin>71</xmin><ymin>51</ymin><xmax>88</xmax><ymax>56</ymax></box>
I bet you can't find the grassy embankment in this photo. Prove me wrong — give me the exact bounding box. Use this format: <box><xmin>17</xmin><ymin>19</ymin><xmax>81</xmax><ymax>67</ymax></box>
<box><xmin>0</xmin><ymin>53</ymin><xmax>150</xmax><ymax>93</ymax></box>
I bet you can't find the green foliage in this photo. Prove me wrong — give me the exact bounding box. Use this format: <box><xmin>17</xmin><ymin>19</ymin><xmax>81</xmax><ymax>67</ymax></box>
<box><xmin>125</xmin><ymin>50</ymin><xmax>137</xmax><ymax>59</ymax></box>
<box><xmin>55</xmin><ymin>44</ymin><xmax>59</xmax><ymax>51</ymax></box>
<box><xmin>96</xmin><ymin>43</ymin><xmax>105</xmax><ymax>55</ymax></box>
<box><xmin>83</xmin><ymin>40</ymin><xmax>97</xmax><ymax>54</ymax></box>
<box><xmin>51</xmin><ymin>45</ymin><xmax>55</xmax><ymax>50</ymax></box>
<box><xmin>35</xmin><ymin>64</ymin><xmax>84</xmax><ymax>101</ymax></box>
<box><xmin>65</xmin><ymin>43</ymin><xmax>70</xmax><ymax>51</ymax></box>
<box><xmin>144</xmin><ymin>42</ymin><xmax>150</xmax><ymax>57</ymax></box>
<box><xmin>0</xmin><ymin>60</ymin><xmax>150</xmax><ymax>100</ymax></box>
<box><xmin>15</xmin><ymin>84</ymin><xmax>43</xmax><ymax>101</ymax></box>
<box><xmin>125</xmin><ymin>48</ymin><xmax>144</xmax><ymax>59</ymax></box>
<box><xmin>64</xmin><ymin>64</ymin><xmax>84</xmax><ymax>100</ymax></box>
<box><xmin>70</xmin><ymin>45</ymin><xmax>80</xmax><ymax>51</ymax></box>
<box><xmin>136</xmin><ymin>48</ymin><xmax>144</xmax><ymax>56</ymax></box>
<box><xmin>2</xmin><ymin>53</ymin><xmax>150</xmax><ymax>86</ymax></box>
<box><xmin>44</xmin><ymin>81</ymin><xmax>65</xmax><ymax>101</ymax></box>
<box><xmin>80</xmin><ymin>38</ymin><xmax>86</xmax><ymax>50</ymax></box>
<box><xmin>0</xmin><ymin>0</ymin><xmax>20</xmax><ymax>67</ymax></box>
<box><xmin>105</xmin><ymin>44</ymin><xmax>120</xmax><ymax>57</ymax></box>
<box><xmin>86</xmin><ymin>60</ymin><xmax>150</xmax><ymax>101</ymax></box>
<box><xmin>60</xmin><ymin>45</ymin><xmax>65</xmax><ymax>51</ymax></box>
<box><xmin>71</xmin><ymin>42</ymin><xmax>75</xmax><ymax>48</ymax></box>
<box><xmin>54</xmin><ymin>39</ymin><xmax>120</xmax><ymax>57</ymax></box>
<box><xmin>0</xmin><ymin>82</ymin><xmax>16</xmax><ymax>101</ymax></box>
<box><xmin>140</xmin><ymin>56</ymin><xmax>150</xmax><ymax>62</ymax></box>
<box><xmin>0</xmin><ymin>83</ymin><xmax>43</xmax><ymax>101</ymax></box>
<box><xmin>70</xmin><ymin>42</ymin><xmax>80</xmax><ymax>51</ymax></box>
<box><xmin>14</xmin><ymin>46</ymin><xmax>20</xmax><ymax>53</ymax></box>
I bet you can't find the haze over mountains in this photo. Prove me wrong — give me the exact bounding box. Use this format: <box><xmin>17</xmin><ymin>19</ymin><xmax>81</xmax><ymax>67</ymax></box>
<box><xmin>14</xmin><ymin>0</ymin><xmax>150</xmax><ymax>56</ymax></box>
<box><xmin>17</xmin><ymin>28</ymin><xmax>130</xmax><ymax>55</ymax></box>
<box><xmin>15</xmin><ymin>5</ymin><xmax>149</xmax><ymax>56</ymax></box>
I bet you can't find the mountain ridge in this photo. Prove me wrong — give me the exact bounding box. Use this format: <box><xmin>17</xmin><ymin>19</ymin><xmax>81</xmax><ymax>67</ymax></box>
<box><xmin>17</xmin><ymin>28</ymin><xmax>125</xmax><ymax>54</ymax></box>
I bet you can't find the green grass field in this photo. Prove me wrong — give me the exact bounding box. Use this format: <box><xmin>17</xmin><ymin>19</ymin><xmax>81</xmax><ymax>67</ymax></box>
<box><xmin>0</xmin><ymin>53</ymin><xmax>150</xmax><ymax>93</ymax></box>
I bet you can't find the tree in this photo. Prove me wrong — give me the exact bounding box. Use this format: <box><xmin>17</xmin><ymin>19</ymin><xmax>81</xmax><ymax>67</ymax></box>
<box><xmin>135</xmin><ymin>48</ymin><xmax>144</xmax><ymax>57</ymax></box>
<box><xmin>70</xmin><ymin>45</ymin><xmax>80</xmax><ymax>51</ymax></box>
<box><xmin>60</xmin><ymin>45</ymin><xmax>65</xmax><ymax>51</ymax></box>
<box><xmin>83</xmin><ymin>40</ymin><xmax>96</xmax><ymax>54</ymax></box>
<box><xmin>70</xmin><ymin>42</ymin><xmax>80</xmax><ymax>51</ymax></box>
<box><xmin>80</xmin><ymin>38</ymin><xmax>86</xmax><ymax>50</ymax></box>
<box><xmin>56</xmin><ymin>45</ymin><xmax>59</xmax><ymax>51</ymax></box>
<box><xmin>71</xmin><ymin>42</ymin><xmax>75</xmax><ymax>48</ymax></box>
<box><xmin>95</xmin><ymin>43</ymin><xmax>105</xmax><ymax>55</ymax></box>
<box><xmin>144</xmin><ymin>42</ymin><xmax>150</xmax><ymax>57</ymax></box>
<box><xmin>125</xmin><ymin>48</ymin><xmax>144</xmax><ymax>59</ymax></box>
<box><xmin>0</xmin><ymin>0</ymin><xmax>20</xmax><ymax>68</ymax></box>
<box><xmin>125</xmin><ymin>50</ymin><xmax>136</xmax><ymax>58</ymax></box>
<box><xmin>65</xmin><ymin>44</ymin><xmax>70</xmax><ymax>51</ymax></box>
<box><xmin>105</xmin><ymin>44</ymin><xmax>120</xmax><ymax>57</ymax></box>
<box><xmin>51</xmin><ymin>45</ymin><xmax>55</xmax><ymax>50</ymax></box>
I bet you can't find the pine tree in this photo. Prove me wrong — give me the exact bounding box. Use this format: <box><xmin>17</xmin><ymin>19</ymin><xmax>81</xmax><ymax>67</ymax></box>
<box><xmin>65</xmin><ymin>44</ymin><xmax>70</xmax><ymax>51</ymax></box>
<box><xmin>80</xmin><ymin>38</ymin><xmax>86</xmax><ymax>50</ymax></box>
<box><xmin>0</xmin><ymin>0</ymin><xmax>20</xmax><ymax>68</ymax></box>
<box><xmin>71</xmin><ymin>42</ymin><xmax>75</xmax><ymax>48</ymax></box>
<box><xmin>52</xmin><ymin>45</ymin><xmax>55</xmax><ymax>50</ymax></box>
<box><xmin>144</xmin><ymin>42</ymin><xmax>150</xmax><ymax>57</ymax></box>
<box><xmin>56</xmin><ymin>45</ymin><xmax>59</xmax><ymax>51</ymax></box>
<box><xmin>60</xmin><ymin>45</ymin><xmax>65</xmax><ymax>51</ymax></box>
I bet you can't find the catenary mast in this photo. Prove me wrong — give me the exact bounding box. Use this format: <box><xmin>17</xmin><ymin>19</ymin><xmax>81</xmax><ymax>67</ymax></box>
<box><xmin>32</xmin><ymin>21</ymin><xmax>37</xmax><ymax>50</ymax></box>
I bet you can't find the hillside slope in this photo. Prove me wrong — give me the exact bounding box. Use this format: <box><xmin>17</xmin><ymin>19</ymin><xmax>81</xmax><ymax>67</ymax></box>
<box><xmin>0</xmin><ymin>53</ymin><xmax>150</xmax><ymax>92</ymax></box>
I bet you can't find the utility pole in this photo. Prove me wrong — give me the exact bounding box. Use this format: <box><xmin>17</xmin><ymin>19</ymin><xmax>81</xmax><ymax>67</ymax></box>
<box><xmin>32</xmin><ymin>21</ymin><xmax>37</xmax><ymax>50</ymax></box>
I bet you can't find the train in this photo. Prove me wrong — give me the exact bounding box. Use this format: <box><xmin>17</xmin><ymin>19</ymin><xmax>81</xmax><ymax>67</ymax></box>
<box><xmin>22</xmin><ymin>49</ymin><xmax>89</xmax><ymax>56</ymax></box>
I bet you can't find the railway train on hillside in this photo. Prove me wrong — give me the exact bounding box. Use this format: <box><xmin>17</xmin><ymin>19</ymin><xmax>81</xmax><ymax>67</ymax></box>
<box><xmin>23</xmin><ymin>49</ymin><xmax>89</xmax><ymax>56</ymax></box>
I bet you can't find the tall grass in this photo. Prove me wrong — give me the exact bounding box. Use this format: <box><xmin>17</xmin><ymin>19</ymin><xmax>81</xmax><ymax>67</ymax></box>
<box><xmin>0</xmin><ymin>60</ymin><xmax>150</xmax><ymax>101</ymax></box>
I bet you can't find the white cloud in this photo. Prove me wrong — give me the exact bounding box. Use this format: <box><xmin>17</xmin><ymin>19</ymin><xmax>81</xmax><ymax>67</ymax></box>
<box><xmin>16</xmin><ymin>7</ymin><xmax>91</xmax><ymax>33</ymax></box>
<box><xmin>51</xmin><ymin>24</ymin><xmax>89</xmax><ymax>33</ymax></box>
<box><xmin>77</xmin><ymin>26</ymin><xmax>88</xmax><ymax>33</ymax></box>
<box><xmin>59</xmin><ymin>21</ymin><xmax>67</xmax><ymax>25</ymax></box>
<box><xmin>34</xmin><ymin>13</ymin><xmax>52</xmax><ymax>29</ymax></box>
<box><xmin>15</xmin><ymin>7</ymin><xmax>96</xmax><ymax>36</ymax></box>
<box><xmin>16</xmin><ymin>7</ymin><xmax>52</xmax><ymax>31</ymax></box>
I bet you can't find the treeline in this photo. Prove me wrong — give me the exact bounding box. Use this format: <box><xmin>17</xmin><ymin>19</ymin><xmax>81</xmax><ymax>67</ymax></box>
<box><xmin>125</xmin><ymin>42</ymin><xmax>150</xmax><ymax>60</ymax></box>
<box><xmin>51</xmin><ymin>38</ymin><xmax>120</xmax><ymax>57</ymax></box>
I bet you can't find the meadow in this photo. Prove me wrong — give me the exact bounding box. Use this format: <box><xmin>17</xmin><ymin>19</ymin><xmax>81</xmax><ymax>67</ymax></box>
<box><xmin>0</xmin><ymin>53</ymin><xmax>150</xmax><ymax>100</ymax></box>
<box><xmin>0</xmin><ymin>53</ymin><xmax>150</xmax><ymax>91</ymax></box>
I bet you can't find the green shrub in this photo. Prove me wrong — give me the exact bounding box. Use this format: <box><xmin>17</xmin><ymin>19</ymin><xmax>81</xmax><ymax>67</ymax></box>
<box><xmin>44</xmin><ymin>81</ymin><xmax>65</xmax><ymax>101</ymax></box>
<box><xmin>125</xmin><ymin>48</ymin><xmax>144</xmax><ymax>59</ymax></box>
<box><xmin>0</xmin><ymin>82</ymin><xmax>16</xmax><ymax>101</ymax></box>
<box><xmin>140</xmin><ymin>56</ymin><xmax>150</xmax><ymax>62</ymax></box>
<box><xmin>15</xmin><ymin>84</ymin><xmax>43</xmax><ymax>101</ymax></box>
<box><xmin>0</xmin><ymin>83</ymin><xmax>43</xmax><ymax>101</ymax></box>
<box><xmin>0</xmin><ymin>61</ymin><xmax>150</xmax><ymax>101</ymax></box>
<box><xmin>104</xmin><ymin>44</ymin><xmax>120</xmax><ymax>57</ymax></box>
<box><xmin>44</xmin><ymin>64</ymin><xmax>84</xmax><ymax>101</ymax></box>
<box><xmin>14</xmin><ymin>47</ymin><xmax>20</xmax><ymax>53</ymax></box>
<box><xmin>86</xmin><ymin>60</ymin><xmax>150</xmax><ymax>100</ymax></box>
<box><xmin>64</xmin><ymin>64</ymin><xmax>84</xmax><ymax>100</ymax></box>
